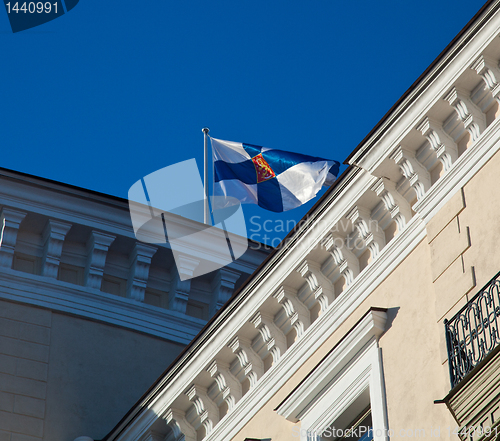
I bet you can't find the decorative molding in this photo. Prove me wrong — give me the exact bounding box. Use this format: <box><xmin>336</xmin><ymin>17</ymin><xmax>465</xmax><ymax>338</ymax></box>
<box><xmin>346</xmin><ymin>205</ymin><xmax>385</xmax><ymax>260</ymax></box>
<box><xmin>126</xmin><ymin>243</ymin><xmax>157</xmax><ymax>302</ymax></box>
<box><xmin>169</xmin><ymin>255</ymin><xmax>199</xmax><ymax>313</ymax></box>
<box><xmin>41</xmin><ymin>219</ymin><xmax>72</xmax><ymax>278</ymax></box>
<box><xmin>296</xmin><ymin>259</ymin><xmax>334</xmax><ymax>311</ymax></box>
<box><xmin>185</xmin><ymin>385</ymin><xmax>218</xmax><ymax>436</ymax></box>
<box><xmin>249</xmin><ymin>311</ymin><xmax>287</xmax><ymax>364</ymax></box>
<box><xmin>302</xmin><ymin>342</ymin><xmax>388</xmax><ymax>441</ymax></box>
<box><xmin>100</xmin><ymin>164</ymin><xmax>430</xmax><ymax>441</ymax></box>
<box><xmin>0</xmin><ymin>169</ymin><xmax>268</xmax><ymax>277</ymax></box>
<box><xmin>206</xmin><ymin>360</ymin><xmax>241</xmax><ymax>411</ymax></box>
<box><xmin>470</xmin><ymin>77</ymin><xmax>495</xmax><ymax>115</ymax></box>
<box><xmin>195</xmin><ymin>216</ymin><xmax>424</xmax><ymax>441</ymax></box>
<box><xmin>227</xmin><ymin>336</ymin><xmax>263</xmax><ymax>388</ymax></box>
<box><xmin>344</xmin><ymin>1</ymin><xmax>500</xmax><ymax>170</ymax></box>
<box><xmin>444</xmin><ymin>87</ymin><xmax>486</xmax><ymax>142</ymax></box>
<box><xmin>414</xmin><ymin>112</ymin><xmax>500</xmax><ymax>224</ymax></box>
<box><xmin>84</xmin><ymin>230</ymin><xmax>115</xmax><ymax>290</ymax></box>
<box><xmin>273</xmin><ymin>285</ymin><xmax>310</xmax><ymax>338</ymax></box>
<box><xmin>107</xmin><ymin>210</ymin><xmax>426</xmax><ymax>441</ymax></box>
<box><xmin>210</xmin><ymin>267</ymin><xmax>241</xmax><ymax>316</ymax></box>
<box><xmin>164</xmin><ymin>408</ymin><xmax>196</xmax><ymax>441</ymax></box>
<box><xmin>0</xmin><ymin>266</ymin><xmax>206</xmax><ymax>345</ymax></box>
<box><xmin>275</xmin><ymin>309</ymin><xmax>387</xmax><ymax>423</ymax></box>
<box><xmin>104</xmin><ymin>7</ymin><xmax>500</xmax><ymax>441</ymax></box>
<box><xmin>390</xmin><ymin>145</ymin><xmax>431</xmax><ymax>201</ymax></box>
<box><xmin>417</xmin><ymin>116</ymin><xmax>458</xmax><ymax>171</ymax></box>
<box><xmin>370</xmin><ymin>177</ymin><xmax>412</xmax><ymax>232</ymax></box>
<box><xmin>321</xmin><ymin>233</ymin><xmax>359</xmax><ymax>287</ymax></box>
<box><xmin>471</xmin><ymin>55</ymin><xmax>500</xmax><ymax>103</ymax></box>
<box><xmin>0</xmin><ymin>207</ymin><xmax>26</xmax><ymax>269</ymax></box>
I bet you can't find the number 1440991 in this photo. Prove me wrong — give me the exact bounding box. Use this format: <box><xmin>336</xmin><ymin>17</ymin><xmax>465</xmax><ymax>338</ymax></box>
<box><xmin>5</xmin><ymin>2</ymin><xmax>57</xmax><ymax>13</ymax></box>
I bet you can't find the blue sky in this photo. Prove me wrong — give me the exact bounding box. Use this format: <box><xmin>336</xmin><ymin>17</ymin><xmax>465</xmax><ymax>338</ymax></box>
<box><xmin>0</xmin><ymin>0</ymin><xmax>487</xmax><ymax>245</ymax></box>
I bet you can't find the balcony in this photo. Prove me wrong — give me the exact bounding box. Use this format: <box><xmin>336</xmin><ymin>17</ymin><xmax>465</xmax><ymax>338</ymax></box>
<box><xmin>441</xmin><ymin>271</ymin><xmax>500</xmax><ymax>441</ymax></box>
<box><xmin>445</xmin><ymin>270</ymin><xmax>500</xmax><ymax>388</ymax></box>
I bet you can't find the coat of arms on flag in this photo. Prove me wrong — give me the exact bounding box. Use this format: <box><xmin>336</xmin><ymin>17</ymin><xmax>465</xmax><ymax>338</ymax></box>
<box><xmin>211</xmin><ymin>137</ymin><xmax>340</xmax><ymax>213</ymax></box>
<box><xmin>252</xmin><ymin>154</ymin><xmax>275</xmax><ymax>183</ymax></box>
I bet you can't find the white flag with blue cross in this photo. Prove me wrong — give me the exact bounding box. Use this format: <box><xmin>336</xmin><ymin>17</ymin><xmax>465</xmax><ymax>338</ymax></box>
<box><xmin>211</xmin><ymin>138</ymin><xmax>340</xmax><ymax>212</ymax></box>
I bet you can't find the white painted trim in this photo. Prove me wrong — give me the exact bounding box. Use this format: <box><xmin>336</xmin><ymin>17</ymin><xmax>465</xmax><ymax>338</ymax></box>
<box><xmin>185</xmin><ymin>123</ymin><xmax>500</xmax><ymax>441</ymax></box>
<box><xmin>275</xmin><ymin>309</ymin><xmax>387</xmax><ymax>423</ymax></box>
<box><xmin>297</xmin><ymin>342</ymin><xmax>388</xmax><ymax>441</ymax></box>
<box><xmin>0</xmin><ymin>267</ymin><xmax>205</xmax><ymax>345</ymax></box>
<box><xmin>348</xmin><ymin>2</ymin><xmax>500</xmax><ymax>170</ymax></box>
<box><xmin>413</xmin><ymin>115</ymin><xmax>500</xmax><ymax>224</ymax></box>
<box><xmin>111</xmin><ymin>213</ymin><xmax>425</xmax><ymax>441</ymax></box>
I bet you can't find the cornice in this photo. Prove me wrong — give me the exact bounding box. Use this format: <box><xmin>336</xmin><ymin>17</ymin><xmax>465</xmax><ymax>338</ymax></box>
<box><xmin>346</xmin><ymin>0</ymin><xmax>500</xmax><ymax>166</ymax></box>
<box><xmin>350</xmin><ymin>8</ymin><xmax>500</xmax><ymax>174</ymax></box>
<box><xmin>0</xmin><ymin>267</ymin><xmax>205</xmax><ymax>345</ymax></box>
<box><xmin>106</xmin><ymin>204</ymin><xmax>426</xmax><ymax>441</ymax></box>
<box><xmin>413</xmin><ymin>113</ymin><xmax>500</xmax><ymax>223</ymax></box>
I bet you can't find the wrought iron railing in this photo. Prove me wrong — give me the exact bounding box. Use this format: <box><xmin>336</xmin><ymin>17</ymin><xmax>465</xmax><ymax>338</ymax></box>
<box><xmin>444</xmin><ymin>270</ymin><xmax>500</xmax><ymax>388</ymax></box>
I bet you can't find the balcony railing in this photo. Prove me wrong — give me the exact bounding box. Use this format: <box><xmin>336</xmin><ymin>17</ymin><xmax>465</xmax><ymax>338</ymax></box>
<box><xmin>445</xmin><ymin>270</ymin><xmax>500</xmax><ymax>388</ymax></box>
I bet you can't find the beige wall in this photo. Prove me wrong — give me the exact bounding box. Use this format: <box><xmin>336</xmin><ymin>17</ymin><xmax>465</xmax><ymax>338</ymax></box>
<box><xmin>0</xmin><ymin>299</ymin><xmax>185</xmax><ymax>441</ymax></box>
<box><xmin>231</xmin><ymin>150</ymin><xmax>500</xmax><ymax>440</ymax></box>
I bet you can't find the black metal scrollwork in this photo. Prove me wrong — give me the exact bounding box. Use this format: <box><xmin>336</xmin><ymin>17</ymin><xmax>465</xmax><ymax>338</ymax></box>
<box><xmin>444</xmin><ymin>271</ymin><xmax>500</xmax><ymax>388</ymax></box>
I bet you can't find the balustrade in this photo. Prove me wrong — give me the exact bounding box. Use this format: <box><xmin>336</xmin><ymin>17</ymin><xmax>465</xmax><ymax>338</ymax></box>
<box><xmin>445</xmin><ymin>271</ymin><xmax>500</xmax><ymax>387</ymax></box>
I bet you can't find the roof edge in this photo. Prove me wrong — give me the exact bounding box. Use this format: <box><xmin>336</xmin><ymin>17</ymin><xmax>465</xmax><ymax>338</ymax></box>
<box><xmin>344</xmin><ymin>0</ymin><xmax>496</xmax><ymax>165</ymax></box>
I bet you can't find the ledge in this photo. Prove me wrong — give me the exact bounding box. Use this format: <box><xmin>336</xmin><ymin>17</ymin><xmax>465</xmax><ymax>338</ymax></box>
<box><xmin>0</xmin><ymin>267</ymin><xmax>206</xmax><ymax>345</ymax></box>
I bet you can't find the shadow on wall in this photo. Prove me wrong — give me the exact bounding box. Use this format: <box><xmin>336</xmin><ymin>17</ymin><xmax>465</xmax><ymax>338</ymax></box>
<box><xmin>384</xmin><ymin>306</ymin><xmax>400</xmax><ymax>333</ymax></box>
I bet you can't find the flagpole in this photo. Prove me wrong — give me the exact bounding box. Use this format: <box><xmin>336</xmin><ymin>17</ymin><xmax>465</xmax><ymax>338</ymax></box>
<box><xmin>202</xmin><ymin>127</ymin><xmax>210</xmax><ymax>225</ymax></box>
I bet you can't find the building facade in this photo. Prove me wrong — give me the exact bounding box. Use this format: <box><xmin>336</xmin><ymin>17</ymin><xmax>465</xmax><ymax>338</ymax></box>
<box><xmin>0</xmin><ymin>170</ymin><xmax>269</xmax><ymax>441</ymax></box>
<box><xmin>98</xmin><ymin>1</ymin><xmax>500</xmax><ymax>441</ymax></box>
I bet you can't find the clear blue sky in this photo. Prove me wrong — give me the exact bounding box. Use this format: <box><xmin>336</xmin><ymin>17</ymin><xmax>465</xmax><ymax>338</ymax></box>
<box><xmin>0</xmin><ymin>0</ymin><xmax>487</xmax><ymax>245</ymax></box>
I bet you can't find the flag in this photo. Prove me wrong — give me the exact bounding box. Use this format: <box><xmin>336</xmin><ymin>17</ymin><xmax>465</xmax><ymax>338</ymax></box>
<box><xmin>211</xmin><ymin>138</ymin><xmax>340</xmax><ymax>212</ymax></box>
